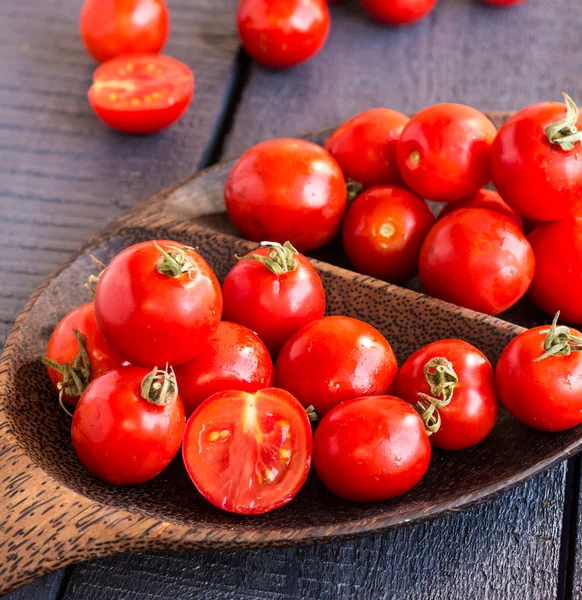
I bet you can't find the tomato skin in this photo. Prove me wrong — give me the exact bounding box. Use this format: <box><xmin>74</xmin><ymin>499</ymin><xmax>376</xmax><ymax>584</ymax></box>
<box><xmin>397</xmin><ymin>104</ymin><xmax>497</xmax><ymax>203</ymax></box>
<box><xmin>491</xmin><ymin>103</ymin><xmax>582</xmax><ymax>221</ymax></box>
<box><xmin>237</xmin><ymin>0</ymin><xmax>330</xmax><ymax>69</ymax></box>
<box><xmin>313</xmin><ymin>395</ymin><xmax>431</xmax><ymax>502</ymax></box>
<box><xmin>72</xmin><ymin>367</ymin><xmax>186</xmax><ymax>485</ymax></box>
<box><xmin>482</xmin><ymin>0</ymin><xmax>527</xmax><ymax>6</ymax></box>
<box><xmin>419</xmin><ymin>208</ymin><xmax>535</xmax><ymax>315</ymax></box>
<box><xmin>174</xmin><ymin>321</ymin><xmax>275</xmax><ymax>416</ymax></box>
<box><xmin>94</xmin><ymin>240</ymin><xmax>222</xmax><ymax>367</ymax></box>
<box><xmin>496</xmin><ymin>326</ymin><xmax>582</xmax><ymax>431</ymax></box>
<box><xmin>362</xmin><ymin>0</ymin><xmax>437</xmax><ymax>25</ymax></box>
<box><xmin>275</xmin><ymin>316</ymin><xmax>398</xmax><ymax>417</ymax></box>
<box><xmin>342</xmin><ymin>185</ymin><xmax>435</xmax><ymax>283</ymax></box>
<box><xmin>396</xmin><ymin>340</ymin><xmax>498</xmax><ymax>450</ymax></box>
<box><xmin>183</xmin><ymin>388</ymin><xmax>312</xmax><ymax>514</ymax></box>
<box><xmin>324</xmin><ymin>109</ymin><xmax>410</xmax><ymax>189</ymax></box>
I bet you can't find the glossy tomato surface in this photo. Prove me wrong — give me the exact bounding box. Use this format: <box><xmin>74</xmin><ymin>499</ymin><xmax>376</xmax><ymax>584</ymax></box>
<box><xmin>342</xmin><ymin>185</ymin><xmax>435</xmax><ymax>283</ymax></box>
<box><xmin>183</xmin><ymin>388</ymin><xmax>312</xmax><ymax>514</ymax></box>
<box><xmin>313</xmin><ymin>395</ymin><xmax>431</xmax><ymax>502</ymax></box>
<box><xmin>174</xmin><ymin>321</ymin><xmax>274</xmax><ymax>416</ymax></box>
<box><xmin>88</xmin><ymin>55</ymin><xmax>194</xmax><ymax>134</ymax></box>
<box><xmin>237</xmin><ymin>0</ymin><xmax>330</xmax><ymax>69</ymax></box>
<box><xmin>324</xmin><ymin>108</ymin><xmax>410</xmax><ymax>189</ymax></box>
<box><xmin>419</xmin><ymin>208</ymin><xmax>535</xmax><ymax>315</ymax></box>
<box><xmin>275</xmin><ymin>316</ymin><xmax>398</xmax><ymax>417</ymax></box>
<box><xmin>94</xmin><ymin>240</ymin><xmax>222</xmax><ymax>367</ymax></box>
<box><xmin>397</xmin><ymin>104</ymin><xmax>497</xmax><ymax>202</ymax></box>
<box><xmin>72</xmin><ymin>366</ymin><xmax>186</xmax><ymax>485</ymax></box>
<box><xmin>362</xmin><ymin>0</ymin><xmax>437</xmax><ymax>25</ymax></box>
<box><xmin>482</xmin><ymin>0</ymin><xmax>527</xmax><ymax>5</ymax></box>
<box><xmin>396</xmin><ymin>339</ymin><xmax>498</xmax><ymax>450</ymax></box>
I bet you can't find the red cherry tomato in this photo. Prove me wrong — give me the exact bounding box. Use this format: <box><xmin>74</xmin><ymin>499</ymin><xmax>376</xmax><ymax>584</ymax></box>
<box><xmin>438</xmin><ymin>188</ymin><xmax>523</xmax><ymax>230</ymax></box>
<box><xmin>342</xmin><ymin>185</ymin><xmax>435</xmax><ymax>283</ymax></box>
<box><xmin>419</xmin><ymin>208</ymin><xmax>535</xmax><ymax>315</ymax></box>
<box><xmin>95</xmin><ymin>240</ymin><xmax>222</xmax><ymax>367</ymax></box>
<box><xmin>324</xmin><ymin>109</ymin><xmax>410</xmax><ymax>189</ymax></box>
<box><xmin>362</xmin><ymin>0</ymin><xmax>437</xmax><ymax>25</ymax></box>
<box><xmin>397</xmin><ymin>104</ymin><xmax>497</xmax><ymax>202</ymax></box>
<box><xmin>183</xmin><ymin>388</ymin><xmax>312</xmax><ymax>514</ymax></box>
<box><xmin>482</xmin><ymin>0</ymin><xmax>527</xmax><ymax>6</ymax></box>
<box><xmin>225</xmin><ymin>139</ymin><xmax>346</xmax><ymax>252</ymax></box>
<box><xmin>43</xmin><ymin>303</ymin><xmax>126</xmax><ymax>408</ymax></box>
<box><xmin>72</xmin><ymin>366</ymin><xmax>185</xmax><ymax>485</ymax></box>
<box><xmin>174</xmin><ymin>321</ymin><xmax>275</xmax><ymax>416</ymax></box>
<box><xmin>222</xmin><ymin>242</ymin><xmax>325</xmax><ymax>355</ymax></box>
<box><xmin>80</xmin><ymin>0</ymin><xmax>169</xmax><ymax>63</ymax></box>
<box><xmin>88</xmin><ymin>55</ymin><xmax>194</xmax><ymax>135</ymax></box>
<box><xmin>237</xmin><ymin>0</ymin><xmax>330</xmax><ymax>69</ymax></box>
<box><xmin>275</xmin><ymin>316</ymin><xmax>398</xmax><ymax>417</ymax></box>
<box><xmin>396</xmin><ymin>340</ymin><xmax>498</xmax><ymax>450</ymax></box>
<box><xmin>313</xmin><ymin>396</ymin><xmax>431</xmax><ymax>502</ymax></box>
<box><xmin>492</xmin><ymin>95</ymin><xmax>582</xmax><ymax>221</ymax></box>
<box><xmin>496</xmin><ymin>314</ymin><xmax>582</xmax><ymax>431</ymax></box>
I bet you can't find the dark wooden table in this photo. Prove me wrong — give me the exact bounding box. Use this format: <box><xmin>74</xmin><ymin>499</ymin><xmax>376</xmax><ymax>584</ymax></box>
<box><xmin>2</xmin><ymin>0</ymin><xmax>582</xmax><ymax>597</ymax></box>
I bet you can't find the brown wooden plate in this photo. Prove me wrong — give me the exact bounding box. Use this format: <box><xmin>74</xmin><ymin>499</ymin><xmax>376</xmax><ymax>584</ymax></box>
<box><xmin>1</xmin><ymin>114</ymin><xmax>581</xmax><ymax>595</ymax></box>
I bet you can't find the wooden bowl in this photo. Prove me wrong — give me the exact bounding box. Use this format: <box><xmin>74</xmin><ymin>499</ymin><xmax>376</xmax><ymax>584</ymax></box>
<box><xmin>2</xmin><ymin>114</ymin><xmax>581</xmax><ymax>595</ymax></box>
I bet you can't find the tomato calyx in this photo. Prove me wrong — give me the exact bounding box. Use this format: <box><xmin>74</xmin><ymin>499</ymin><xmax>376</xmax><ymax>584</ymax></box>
<box><xmin>141</xmin><ymin>366</ymin><xmax>178</xmax><ymax>406</ymax></box>
<box><xmin>346</xmin><ymin>179</ymin><xmax>364</xmax><ymax>204</ymax></box>
<box><xmin>85</xmin><ymin>255</ymin><xmax>107</xmax><ymax>296</ymax></box>
<box><xmin>306</xmin><ymin>404</ymin><xmax>319</xmax><ymax>422</ymax></box>
<box><xmin>154</xmin><ymin>242</ymin><xmax>197</xmax><ymax>278</ymax></box>
<box><xmin>545</xmin><ymin>93</ymin><xmax>582</xmax><ymax>151</ymax></box>
<box><xmin>239</xmin><ymin>241</ymin><xmax>299</xmax><ymax>275</ymax></box>
<box><xmin>535</xmin><ymin>311</ymin><xmax>582</xmax><ymax>361</ymax></box>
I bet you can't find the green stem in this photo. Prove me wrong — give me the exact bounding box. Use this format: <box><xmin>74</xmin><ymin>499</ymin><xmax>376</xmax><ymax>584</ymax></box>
<box><xmin>545</xmin><ymin>93</ymin><xmax>582</xmax><ymax>151</ymax></box>
<box><xmin>237</xmin><ymin>241</ymin><xmax>298</xmax><ymax>275</ymax></box>
<box><xmin>534</xmin><ymin>311</ymin><xmax>582</xmax><ymax>361</ymax></box>
<box><xmin>155</xmin><ymin>242</ymin><xmax>196</xmax><ymax>278</ymax></box>
<box><xmin>141</xmin><ymin>366</ymin><xmax>178</xmax><ymax>406</ymax></box>
<box><xmin>346</xmin><ymin>179</ymin><xmax>363</xmax><ymax>204</ymax></box>
<box><xmin>85</xmin><ymin>254</ymin><xmax>107</xmax><ymax>297</ymax></box>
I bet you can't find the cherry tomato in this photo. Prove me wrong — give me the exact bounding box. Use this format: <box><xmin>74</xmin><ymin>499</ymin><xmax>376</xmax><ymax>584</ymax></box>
<box><xmin>183</xmin><ymin>388</ymin><xmax>312</xmax><ymax>514</ymax></box>
<box><xmin>362</xmin><ymin>0</ymin><xmax>437</xmax><ymax>25</ymax></box>
<box><xmin>437</xmin><ymin>188</ymin><xmax>523</xmax><ymax>230</ymax></box>
<box><xmin>43</xmin><ymin>302</ymin><xmax>125</xmax><ymax>408</ymax></box>
<box><xmin>275</xmin><ymin>316</ymin><xmax>398</xmax><ymax>417</ymax></box>
<box><xmin>397</xmin><ymin>104</ymin><xmax>497</xmax><ymax>202</ymax></box>
<box><xmin>496</xmin><ymin>314</ymin><xmax>582</xmax><ymax>431</ymax></box>
<box><xmin>80</xmin><ymin>0</ymin><xmax>169</xmax><ymax>63</ymax></box>
<box><xmin>313</xmin><ymin>396</ymin><xmax>431</xmax><ymax>502</ymax></box>
<box><xmin>174</xmin><ymin>321</ymin><xmax>275</xmax><ymax>416</ymax></box>
<box><xmin>237</xmin><ymin>0</ymin><xmax>330</xmax><ymax>69</ymax></box>
<box><xmin>482</xmin><ymin>0</ymin><xmax>527</xmax><ymax>6</ymax></box>
<box><xmin>95</xmin><ymin>240</ymin><xmax>222</xmax><ymax>367</ymax></box>
<box><xmin>419</xmin><ymin>208</ymin><xmax>535</xmax><ymax>315</ymax></box>
<box><xmin>88</xmin><ymin>55</ymin><xmax>194</xmax><ymax>135</ymax></box>
<box><xmin>342</xmin><ymin>185</ymin><xmax>435</xmax><ymax>283</ymax></box>
<box><xmin>324</xmin><ymin>109</ymin><xmax>410</xmax><ymax>189</ymax></box>
<box><xmin>491</xmin><ymin>95</ymin><xmax>582</xmax><ymax>221</ymax></box>
<box><xmin>527</xmin><ymin>216</ymin><xmax>582</xmax><ymax>323</ymax></box>
<box><xmin>225</xmin><ymin>139</ymin><xmax>346</xmax><ymax>252</ymax></box>
<box><xmin>396</xmin><ymin>340</ymin><xmax>498</xmax><ymax>450</ymax></box>
<box><xmin>222</xmin><ymin>242</ymin><xmax>326</xmax><ymax>355</ymax></box>
<box><xmin>72</xmin><ymin>366</ymin><xmax>185</xmax><ymax>485</ymax></box>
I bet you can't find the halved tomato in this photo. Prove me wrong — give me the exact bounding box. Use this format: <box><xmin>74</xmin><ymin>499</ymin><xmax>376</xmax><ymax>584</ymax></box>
<box><xmin>183</xmin><ymin>388</ymin><xmax>312</xmax><ymax>514</ymax></box>
<box><xmin>88</xmin><ymin>54</ymin><xmax>194</xmax><ymax>134</ymax></box>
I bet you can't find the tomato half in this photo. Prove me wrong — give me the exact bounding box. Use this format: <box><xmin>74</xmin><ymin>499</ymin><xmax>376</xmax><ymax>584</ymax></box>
<box><xmin>88</xmin><ymin>55</ymin><xmax>194</xmax><ymax>134</ymax></box>
<box><xmin>362</xmin><ymin>0</ymin><xmax>437</xmax><ymax>25</ymax></box>
<box><xmin>183</xmin><ymin>388</ymin><xmax>312</xmax><ymax>514</ymax></box>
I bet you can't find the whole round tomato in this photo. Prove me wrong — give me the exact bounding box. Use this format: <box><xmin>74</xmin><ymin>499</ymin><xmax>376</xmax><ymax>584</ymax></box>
<box><xmin>527</xmin><ymin>216</ymin><xmax>582</xmax><ymax>323</ymax></box>
<box><xmin>275</xmin><ymin>316</ymin><xmax>398</xmax><ymax>417</ymax></box>
<box><xmin>95</xmin><ymin>240</ymin><xmax>222</xmax><ymax>367</ymax></box>
<box><xmin>492</xmin><ymin>95</ymin><xmax>582</xmax><ymax>221</ymax></box>
<box><xmin>222</xmin><ymin>242</ymin><xmax>326</xmax><ymax>355</ymax></box>
<box><xmin>324</xmin><ymin>108</ymin><xmax>410</xmax><ymax>189</ymax></box>
<box><xmin>342</xmin><ymin>185</ymin><xmax>435</xmax><ymax>283</ymax></box>
<box><xmin>362</xmin><ymin>0</ymin><xmax>437</xmax><ymax>25</ymax></box>
<box><xmin>72</xmin><ymin>366</ymin><xmax>185</xmax><ymax>485</ymax></box>
<box><xmin>482</xmin><ymin>0</ymin><xmax>527</xmax><ymax>6</ymax></box>
<box><xmin>88</xmin><ymin>55</ymin><xmax>195</xmax><ymax>135</ymax></box>
<box><xmin>313</xmin><ymin>396</ymin><xmax>431</xmax><ymax>502</ymax></box>
<box><xmin>397</xmin><ymin>104</ymin><xmax>497</xmax><ymax>202</ymax></box>
<box><xmin>225</xmin><ymin>139</ymin><xmax>346</xmax><ymax>252</ymax></box>
<box><xmin>419</xmin><ymin>208</ymin><xmax>535</xmax><ymax>315</ymax></box>
<box><xmin>237</xmin><ymin>0</ymin><xmax>330</xmax><ymax>69</ymax></box>
<box><xmin>396</xmin><ymin>340</ymin><xmax>498</xmax><ymax>450</ymax></box>
<box><xmin>174</xmin><ymin>321</ymin><xmax>275</xmax><ymax>416</ymax></box>
<box><xmin>437</xmin><ymin>188</ymin><xmax>523</xmax><ymax>230</ymax></box>
<box><xmin>183</xmin><ymin>388</ymin><xmax>312</xmax><ymax>514</ymax></box>
<box><xmin>43</xmin><ymin>302</ymin><xmax>126</xmax><ymax>408</ymax></box>
<box><xmin>80</xmin><ymin>0</ymin><xmax>169</xmax><ymax>63</ymax></box>
<box><xmin>496</xmin><ymin>314</ymin><xmax>582</xmax><ymax>431</ymax></box>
